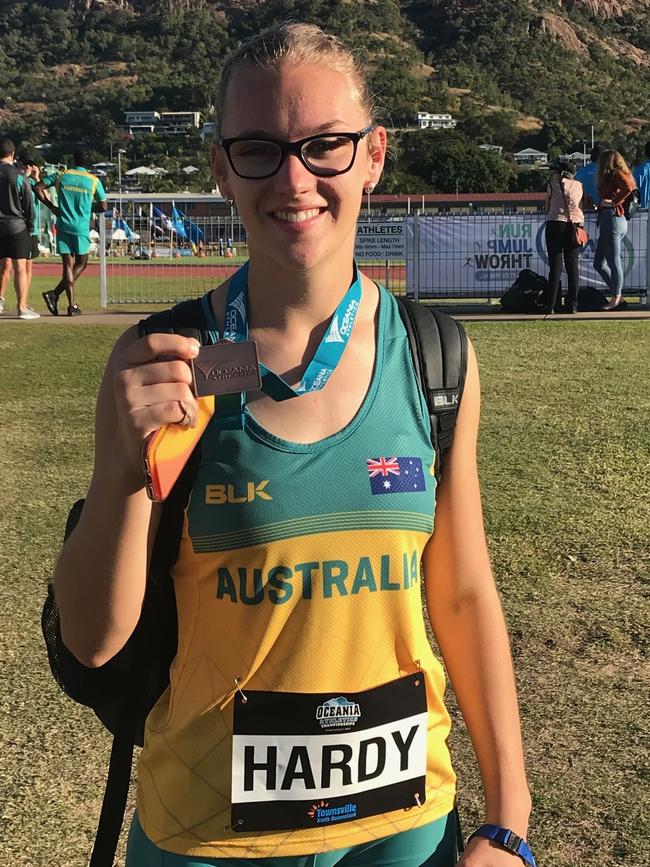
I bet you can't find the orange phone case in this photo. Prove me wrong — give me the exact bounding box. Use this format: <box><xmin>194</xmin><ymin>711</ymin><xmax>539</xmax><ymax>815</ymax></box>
<box><xmin>143</xmin><ymin>395</ymin><xmax>215</xmax><ymax>501</ymax></box>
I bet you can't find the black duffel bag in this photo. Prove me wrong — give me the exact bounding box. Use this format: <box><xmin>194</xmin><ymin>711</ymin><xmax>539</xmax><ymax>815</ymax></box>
<box><xmin>500</xmin><ymin>269</ymin><xmax>548</xmax><ymax>313</ymax></box>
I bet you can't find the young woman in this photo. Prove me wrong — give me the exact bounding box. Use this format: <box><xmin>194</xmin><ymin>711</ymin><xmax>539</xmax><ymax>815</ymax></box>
<box><xmin>52</xmin><ymin>24</ymin><xmax>532</xmax><ymax>867</ymax></box>
<box><xmin>594</xmin><ymin>150</ymin><xmax>637</xmax><ymax>311</ymax></box>
<box><xmin>543</xmin><ymin>159</ymin><xmax>584</xmax><ymax>314</ymax></box>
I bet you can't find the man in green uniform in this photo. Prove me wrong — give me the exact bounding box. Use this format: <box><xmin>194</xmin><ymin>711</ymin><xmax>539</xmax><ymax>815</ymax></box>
<box><xmin>36</xmin><ymin>148</ymin><xmax>107</xmax><ymax>316</ymax></box>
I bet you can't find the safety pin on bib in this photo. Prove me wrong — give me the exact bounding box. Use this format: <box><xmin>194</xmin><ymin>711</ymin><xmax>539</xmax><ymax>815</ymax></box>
<box><xmin>234</xmin><ymin>675</ymin><xmax>248</xmax><ymax>704</ymax></box>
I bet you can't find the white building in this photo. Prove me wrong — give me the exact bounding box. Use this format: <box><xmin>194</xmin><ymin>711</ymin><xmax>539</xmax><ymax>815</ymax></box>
<box><xmin>479</xmin><ymin>143</ymin><xmax>503</xmax><ymax>155</ymax></box>
<box><xmin>416</xmin><ymin>111</ymin><xmax>457</xmax><ymax>130</ymax></box>
<box><xmin>559</xmin><ymin>151</ymin><xmax>589</xmax><ymax>167</ymax></box>
<box><xmin>123</xmin><ymin>110</ymin><xmax>202</xmax><ymax>137</ymax></box>
<box><xmin>157</xmin><ymin>111</ymin><xmax>202</xmax><ymax>135</ymax></box>
<box><xmin>513</xmin><ymin>148</ymin><xmax>548</xmax><ymax>166</ymax></box>
<box><xmin>124</xmin><ymin>111</ymin><xmax>161</xmax><ymax>125</ymax></box>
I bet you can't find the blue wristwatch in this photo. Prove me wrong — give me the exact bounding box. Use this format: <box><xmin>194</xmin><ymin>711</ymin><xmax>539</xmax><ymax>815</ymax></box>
<box><xmin>468</xmin><ymin>824</ymin><xmax>536</xmax><ymax>867</ymax></box>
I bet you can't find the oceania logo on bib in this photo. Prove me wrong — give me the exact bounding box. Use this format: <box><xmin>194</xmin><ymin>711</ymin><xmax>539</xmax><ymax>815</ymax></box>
<box><xmin>316</xmin><ymin>696</ymin><xmax>362</xmax><ymax>729</ymax></box>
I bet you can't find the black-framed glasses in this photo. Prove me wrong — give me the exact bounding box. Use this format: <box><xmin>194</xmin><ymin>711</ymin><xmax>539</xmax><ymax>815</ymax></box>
<box><xmin>220</xmin><ymin>125</ymin><xmax>376</xmax><ymax>180</ymax></box>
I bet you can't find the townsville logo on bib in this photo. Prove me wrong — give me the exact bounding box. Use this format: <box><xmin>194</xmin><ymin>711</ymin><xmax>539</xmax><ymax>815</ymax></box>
<box><xmin>230</xmin><ymin>674</ymin><xmax>427</xmax><ymax>831</ymax></box>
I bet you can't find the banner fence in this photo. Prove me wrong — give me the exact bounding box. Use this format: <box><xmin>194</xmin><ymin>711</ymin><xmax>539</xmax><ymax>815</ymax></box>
<box><xmin>98</xmin><ymin>200</ymin><xmax>650</xmax><ymax>306</ymax></box>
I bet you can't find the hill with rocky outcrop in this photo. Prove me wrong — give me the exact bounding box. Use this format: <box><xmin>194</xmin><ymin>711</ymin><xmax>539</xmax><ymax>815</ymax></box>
<box><xmin>1</xmin><ymin>0</ymin><xmax>649</xmax><ymax>164</ymax></box>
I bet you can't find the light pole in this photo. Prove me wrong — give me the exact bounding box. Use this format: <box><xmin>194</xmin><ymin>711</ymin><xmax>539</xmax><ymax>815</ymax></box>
<box><xmin>117</xmin><ymin>148</ymin><xmax>126</xmax><ymax>195</ymax></box>
<box><xmin>117</xmin><ymin>148</ymin><xmax>127</xmax><ymax>241</ymax></box>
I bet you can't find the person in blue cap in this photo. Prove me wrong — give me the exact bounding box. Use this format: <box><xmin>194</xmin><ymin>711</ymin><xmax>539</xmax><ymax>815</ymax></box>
<box><xmin>575</xmin><ymin>144</ymin><xmax>603</xmax><ymax>211</ymax></box>
<box><xmin>632</xmin><ymin>141</ymin><xmax>650</xmax><ymax>209</ymax></box>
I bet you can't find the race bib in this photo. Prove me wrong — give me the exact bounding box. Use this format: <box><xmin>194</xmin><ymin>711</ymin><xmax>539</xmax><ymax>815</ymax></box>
<box><xmin>231</xmin><ymin>674</ymin><xmax>427</xmax><ymax>831</ymax></box>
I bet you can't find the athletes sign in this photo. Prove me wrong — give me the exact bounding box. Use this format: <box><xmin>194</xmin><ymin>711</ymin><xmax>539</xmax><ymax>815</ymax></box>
<box><xmin>356</xmin><ymin>221</ymin><xmax>407</xmax><ymax>259</ymax></box>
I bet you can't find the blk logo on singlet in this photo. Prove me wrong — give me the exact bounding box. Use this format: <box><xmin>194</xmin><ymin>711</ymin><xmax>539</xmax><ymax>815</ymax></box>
<box><xmin>205</xmin><ymin>480</ymin><xmax>272</xmax><ymax>504</ymax></box>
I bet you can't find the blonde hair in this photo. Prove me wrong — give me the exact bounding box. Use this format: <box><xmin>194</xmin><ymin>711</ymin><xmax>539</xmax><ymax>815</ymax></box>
<box><xmin>597</xmin><ymin>149</ymin><xmax>634</xmax><ymax>192</ymax></box>
<box><xmin>215</xmin><ymin>23</ymin><xmax>375</xmax><ymax>138</ymax></box>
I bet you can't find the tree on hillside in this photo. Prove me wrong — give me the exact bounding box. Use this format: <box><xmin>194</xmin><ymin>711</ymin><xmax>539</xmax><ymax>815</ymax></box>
<box><xmin>396</xmin><ymin>129</ymin><xmax>516</xmax><ymax>193</ymax></box>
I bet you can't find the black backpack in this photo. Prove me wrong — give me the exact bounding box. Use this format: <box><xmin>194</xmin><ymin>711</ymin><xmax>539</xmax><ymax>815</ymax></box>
<box><xmin>500</xmin><ymin>269</ymin><xmax>548</xmax><ymax>314</ymax></box>
<box><xmin>42</xmin><ymin>295</ymin><xmax>468</xmax><ymax>867</ymax></box>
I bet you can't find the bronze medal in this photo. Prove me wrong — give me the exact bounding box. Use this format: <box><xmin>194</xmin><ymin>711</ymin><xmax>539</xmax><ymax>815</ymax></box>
<box><xmin>191</xmin><ymin>341</ymin><xmax>262</xmax><ymax>397</ymax></box>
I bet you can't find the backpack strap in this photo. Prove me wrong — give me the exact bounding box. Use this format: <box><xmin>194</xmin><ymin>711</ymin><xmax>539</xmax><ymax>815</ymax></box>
<box><xmin>395</xmin><ymin>296</ymin><xmax>468</xmax><ymax>478</ymax></box>
<box><xmin>137</xmin><ymin>295</ymin><xmax>213</xmax><ymax>343</ymax></box>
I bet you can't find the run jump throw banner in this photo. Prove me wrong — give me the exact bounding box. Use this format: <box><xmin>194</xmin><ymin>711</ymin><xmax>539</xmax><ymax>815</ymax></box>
<box><xmin>231</xmin><ymin>674</ymin><xmax>427</xmax><ymax>831</ymax></box>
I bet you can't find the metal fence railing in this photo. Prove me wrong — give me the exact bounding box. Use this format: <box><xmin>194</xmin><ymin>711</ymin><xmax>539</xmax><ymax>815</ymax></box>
<box><xmin>98</xmin><ymin>200</ymin><xmax>650</xmax><ymax>306</ymax></box>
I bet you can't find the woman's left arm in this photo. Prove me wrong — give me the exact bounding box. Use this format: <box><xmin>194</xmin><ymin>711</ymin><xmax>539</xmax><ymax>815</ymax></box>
<box><xmin>611</xmin><ymin>171</ymin><xmax>636</xmax><ymax>207</ymax></box>
<box><xmin>422</xmin><ymin>339</ymin><xmax>532</xmax><ymax>865</ymax></box>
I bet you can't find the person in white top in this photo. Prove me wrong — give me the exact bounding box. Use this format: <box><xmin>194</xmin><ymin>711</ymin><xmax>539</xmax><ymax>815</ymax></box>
<box><xmin>543</xmin><ymin>160</ymin><xmax>584</xmax><ymax>313</ymax></box>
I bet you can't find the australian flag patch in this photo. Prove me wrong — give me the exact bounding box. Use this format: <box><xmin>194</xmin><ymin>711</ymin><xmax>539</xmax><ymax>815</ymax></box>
<box><xmin>366</xmin><ymin>457</ymin><xmax>426</xmax><ymax>495</ymax></box>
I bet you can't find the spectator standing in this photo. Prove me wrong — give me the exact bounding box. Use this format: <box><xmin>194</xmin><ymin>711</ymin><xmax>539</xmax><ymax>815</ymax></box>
<box><xmin>17</xmin><ymin>153</ymin><xmax>54</xmax><ymax>302</ymax></box>
<box><xmin>632</xmin><ymin>141</ymin><xmax>650</xmax><ymax>209</ymax></box>
<box><xmin>575</xmin><ymin>144</ymin><xmax>603</xmax><ymax>210</ymax></box>
<box><xmin>594</xmin><ymin>149</ymin><xmax>637</xmax><ymax>311</ymax></box>
<box><xmin>543</xmin><ymin>160</ymin><xmax>584</xmax><ymax>314</ymax></box>
<box><xmin>0</xmin><ymin>139</ymin><xmax>39</xmax><ymax>319</ymax></box>
<box><xmin>36</xmin><ymin>148</ymin><xmax>107</xmax><ymax>316</ymax></box>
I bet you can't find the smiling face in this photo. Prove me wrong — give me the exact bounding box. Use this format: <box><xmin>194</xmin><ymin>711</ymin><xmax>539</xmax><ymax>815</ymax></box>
<box><xmin>212</xmin><ymin>62</ymin><xmax>386</xmax><ymax>274</ymax></box>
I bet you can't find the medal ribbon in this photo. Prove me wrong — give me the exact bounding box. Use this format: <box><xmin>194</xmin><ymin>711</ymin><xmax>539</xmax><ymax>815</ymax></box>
<box><xmin>223</xmin><ymin>260</ymin><xmax>363</xmax><ymax>402</ymax></box>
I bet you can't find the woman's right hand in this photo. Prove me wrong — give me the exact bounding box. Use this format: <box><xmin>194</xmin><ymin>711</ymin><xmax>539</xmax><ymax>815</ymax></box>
<box><xmin>111</xmin><ymin>333</ymin><xmax>200</xmax><ymax>479</ymax></box>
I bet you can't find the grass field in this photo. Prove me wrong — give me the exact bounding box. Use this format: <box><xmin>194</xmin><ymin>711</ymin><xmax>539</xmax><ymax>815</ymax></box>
<box><xmin>1</xmin><ymin>319</ymin><xmax>649</xmax><ymax>866</ymax></box>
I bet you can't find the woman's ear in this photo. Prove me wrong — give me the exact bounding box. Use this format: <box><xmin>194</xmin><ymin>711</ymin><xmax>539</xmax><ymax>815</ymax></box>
<box><xmin>211</xmin><ymin>143</ymin><xmax>233</xmax><ymax>200</ymax></box>
<box><xmin>365</xmin><ymin>125</ymin><xmax>388</xmax><ymax>190</ymax></box>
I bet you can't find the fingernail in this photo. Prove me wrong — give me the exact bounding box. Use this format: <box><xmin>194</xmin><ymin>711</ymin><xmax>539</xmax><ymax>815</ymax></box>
<box><xmin>190</xmin><ymin>341</ymin><xmax>200</xmax><ymax>356</ymax></box>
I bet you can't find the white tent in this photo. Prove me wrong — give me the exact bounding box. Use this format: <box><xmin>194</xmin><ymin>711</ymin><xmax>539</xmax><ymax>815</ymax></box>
<box><xmin>182</xmin><ymin>165</ymin><xmax>199</xmax><ymax>174</ymax></box>
<box><xmin>151</xmin><ymin>166</ymin><xmax>168</xmax><ymax>175</ymax></box>
<box><xmin>111</xmin><ymin>228</ymin><xmax>141</xmax><ymax>241</ymax></box>
<box><xmin>125</xmin><ymin>166</ymin><xmax>157</xmax><ymax>176</ymax></box>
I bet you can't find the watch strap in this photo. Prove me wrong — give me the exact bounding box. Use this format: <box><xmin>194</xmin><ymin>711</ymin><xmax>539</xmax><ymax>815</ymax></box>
<box><xmin>469</xmin><ymin>824</ymin><xmax>536</xmax><ymax>867</ymax></box>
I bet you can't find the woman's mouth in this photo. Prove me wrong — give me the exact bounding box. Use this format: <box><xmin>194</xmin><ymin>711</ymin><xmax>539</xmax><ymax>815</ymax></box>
<box><xmin>271</xmin><ymin>207</ymin><xmax>326</xmax><ymax>223</ymax></box>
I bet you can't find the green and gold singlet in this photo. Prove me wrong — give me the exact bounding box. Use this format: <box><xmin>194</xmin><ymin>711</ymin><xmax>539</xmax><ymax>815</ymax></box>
<box><xmin>137</xmin><ymin>287</ymin><xmax>456</xmax><ymax>858</ymax></box>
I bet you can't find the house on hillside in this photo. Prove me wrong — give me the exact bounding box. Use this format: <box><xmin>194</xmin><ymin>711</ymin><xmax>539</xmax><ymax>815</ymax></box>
<box><xmin>124</xmin><ymin>111</ymin><xmax>160</xmax><ymax>136</ymax></box>
<box><xmin>559</xmin><ymin>151</ymin><xmax>589</xmax><ymax>167</ymax></box>
<box><xmin>513</xmin><ymin>148</ymin><xmax>548</xmax><ymax>166</ymax></box>
<box><xmin>416</xmin><ymin>111</ymin><xmax>457</xmax><ymax>130</ymax></box>
<box><xmin>122</xmin><ymin>110</ymin><xmax>201</xmax><ymax>137</ymax></box>
<box><xmin>157</xmin><ymin>111</ymin><xmax>202</xmax><ymax>135</ymax></box>
<box><xmin>479</xmin><ymin>143</ymin><xmax>503</xmax><ymax>155</ymax></box>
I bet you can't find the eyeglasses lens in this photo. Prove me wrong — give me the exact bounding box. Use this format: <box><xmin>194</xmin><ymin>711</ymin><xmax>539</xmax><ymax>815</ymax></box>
<box><xmin>302</xmin><ymin>136</ymin><xmax>355</xmax><ymax>175</ymax></box>
<box><xmin>229</xmin><ymin>136</ymin><xmax>355</xmax><ymax>178</ymax></box>
<box><xmin>229</xmin><ymin>141</ymin><xmax>282</xmax><ymax>178</ymax></box>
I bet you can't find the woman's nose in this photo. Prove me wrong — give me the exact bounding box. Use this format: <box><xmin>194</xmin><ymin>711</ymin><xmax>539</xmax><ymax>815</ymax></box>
<box><xmin>273</xmin><ymin>152</ymin><xmax>316</xmax><ymax>195</ymax></box>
